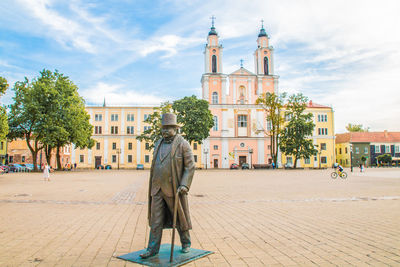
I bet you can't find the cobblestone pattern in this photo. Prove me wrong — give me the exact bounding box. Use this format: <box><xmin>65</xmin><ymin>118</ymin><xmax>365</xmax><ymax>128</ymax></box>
<box><xmin>0</xmin><ymin>169</ymin><xmax>399</xmax><ymax>266</ymax></box>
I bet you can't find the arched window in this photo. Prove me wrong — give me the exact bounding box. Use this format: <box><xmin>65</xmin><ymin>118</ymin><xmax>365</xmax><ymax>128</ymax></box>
<box><xmin>212</xmin><ymin>55</ymin><xmax>217</xmax><ymax>73</ymax></box>
<box><xmin>212</xmin><ymin>92</ymin><xmax>218</xmax><ymax>104</ymax></box>
<box><xmin>264</xmin><ymin>56</ymin><xmax>269</xmax><ymax>75</ymax></box>
<box><xmin>213</xmin><ymin>116</ymin><xmax>218</xmax><ymax>131</ymax></box>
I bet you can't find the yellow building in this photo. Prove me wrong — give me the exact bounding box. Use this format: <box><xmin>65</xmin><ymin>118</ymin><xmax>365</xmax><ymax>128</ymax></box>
<box><xmin>0</xmin><ymin>138</ymin><xmax>6</xmax><ymax>164</ymax></box>
<box><xmin>280</xmin><ymin>101</ymin><xmax>335</xmax><ymax>168</ymax></box>
<box><xmin>73</xmin><ymin>106</ymin><xmax>202</xmax><ymax>169</ymax></box>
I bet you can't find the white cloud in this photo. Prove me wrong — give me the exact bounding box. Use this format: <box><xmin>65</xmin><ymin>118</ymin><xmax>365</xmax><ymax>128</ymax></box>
<box><xmin>80</xmin><ymin>82</ymin><xmax>166</xmax><ymax>106</ymax></box>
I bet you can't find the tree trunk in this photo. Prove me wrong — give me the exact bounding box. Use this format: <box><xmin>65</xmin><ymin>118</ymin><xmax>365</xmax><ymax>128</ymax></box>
<box><xmin>56</xmin><ymin>146</ymin><xmax>62</xmax><ymax>170</ymax></box>
<box><xmin>44</xmin><ymin>145</ymin><xmax>53</xmax><ymax>166</ymax></box>
<box><xmin>25</xmin><ymin>134</ymin><xmax>40</xmax><ymax>172</ymax></box>
<box><xmin>293</xmin><ymin>155</ymin><xmax>298</xmax><ymax>169</ymax></box>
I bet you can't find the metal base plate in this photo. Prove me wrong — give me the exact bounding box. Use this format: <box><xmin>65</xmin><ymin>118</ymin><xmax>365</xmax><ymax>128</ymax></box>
<box><xmin>117</xmin><ymin>244</ymin><xmax>213</xmax><ymax>267</ymax></box>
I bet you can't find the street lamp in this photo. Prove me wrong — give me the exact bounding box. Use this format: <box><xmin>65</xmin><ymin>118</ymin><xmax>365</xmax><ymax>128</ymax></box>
<box><xmin>116</xmin><ymin>148</ymin><xmax>121</xmax><ymax>170</ymax></box>
<box><xmin>203</xmin><ymin>149</ymin><xmax>209</xmax><ymax>170</ymax></box>
<box><xmin>314</xmin><ymin>144</ymin><xmax>321</xmax><ymax>169</ymax></box>
<box><xmin>350</xmin><ymin>144</ymin><xmax>353</xmax><ymax>172</ymax></box>
<box><xmin>249</xmin><ymin>148</ymin><xmax>253</xmax><ymax>169</ymax></box>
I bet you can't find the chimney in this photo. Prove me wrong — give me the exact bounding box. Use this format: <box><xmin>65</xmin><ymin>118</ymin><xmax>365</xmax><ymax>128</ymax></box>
<box><xmin>309</xmin><ymin>100</ymin><xmax>313</xmax><ymax>106</ymax></box>
<box><xmin>384</xmin><ymin>130</ymin><xmax>388</xmax><ymax>138</ymax></box>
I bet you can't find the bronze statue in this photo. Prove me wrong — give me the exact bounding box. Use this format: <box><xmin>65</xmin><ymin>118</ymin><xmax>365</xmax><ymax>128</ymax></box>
<box><xmin>140</xmin><ymin>113</ymin><xmax>195</xmax><ymax>259</ymax></box>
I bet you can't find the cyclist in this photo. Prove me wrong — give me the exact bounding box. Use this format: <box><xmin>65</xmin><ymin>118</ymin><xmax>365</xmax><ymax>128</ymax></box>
<box><xmin>334</xmin><ymin>163</ymin><xmax>344</xmax><ymax>176</ymax></box>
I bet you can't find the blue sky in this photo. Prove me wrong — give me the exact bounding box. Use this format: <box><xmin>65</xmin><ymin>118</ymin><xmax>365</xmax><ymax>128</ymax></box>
<box><xmin>1</xmin><ymin>0</ymin><xmax>400</xmax><ymax>133</ymax></box>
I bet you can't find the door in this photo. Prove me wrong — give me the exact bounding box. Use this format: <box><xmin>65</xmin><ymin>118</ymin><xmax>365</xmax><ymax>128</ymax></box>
<box><xmin>213</xmin><ymin>159</ymin><xmax>219</xmax><ymax>168</ymax></box>
<box><xmin>95</xmin><ymin>156</ymin><xmax>102</xmax><ymax>168</ymax></box>
<box><xmin>239</xmin><ymin>156</ymin><xmax>247</xmax><ymax>166</ymax></box>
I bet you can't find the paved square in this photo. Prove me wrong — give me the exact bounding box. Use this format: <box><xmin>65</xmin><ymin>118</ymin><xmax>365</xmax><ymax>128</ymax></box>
<box><xmin>0</xmin><ymin>168</ymin><xmax>399</xmax><ymax>266</ymax></box>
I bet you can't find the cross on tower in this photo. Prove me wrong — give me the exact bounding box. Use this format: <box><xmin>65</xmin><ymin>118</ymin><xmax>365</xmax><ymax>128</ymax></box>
<box><xmin>240</xmin><ymin>59</ymin><xmax>244</xmax><ymax>68</ymax></box>
<box><xmin>210</xmin><ymin>15</ymin><xmax>216</xmax><ymax>27</ymax></box>
<box><xmin>261</xmin><ymin>19</ymin><xmax>264</xmax><ymax>29</ymax></box>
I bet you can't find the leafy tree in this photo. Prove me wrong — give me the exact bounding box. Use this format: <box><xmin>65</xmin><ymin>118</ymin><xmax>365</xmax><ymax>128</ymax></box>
<box><xmin>0</xmin><ymin>77</ymin><xmax>9</xmax><ymax>139</ymax></box>
<box><xmin>279</xmin><ymin>93</ymin><xmax>317</xmax><ymax>168</ymax></box>
<box><xmin>256</xmin><ymin>92</ymin><xmax>286</xmax><ymax>167</ymax></box>
<box><xmin>346</xmin><ymin>123</ymin><xmax>369</xmax><ymax>132</ymax></box>
<box><xmin>137</xmin><ymin>96</ymin><xmax>214</xmax><ymax>149</ymax></box>
<box><xmin>172</xmin><ymin>95</ymin><xmax>214</xmax><ymax>145</ymax></box>
<box><xmin>377</xmin><ymin>154</ymin><xmax>392</xmax><ymax>165</ymax></box>
<box><xmin>8</xmin><ymin>78</ymin><xmax>44</xmax><ymax>171</ymax></box>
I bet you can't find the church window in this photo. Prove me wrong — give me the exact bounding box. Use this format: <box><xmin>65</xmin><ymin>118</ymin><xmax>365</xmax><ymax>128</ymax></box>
<box><xmin>239</xmin><ymin>86</ymin><xmax>246</xmax><ymax>104</ymax></box>
<box><xmin>212</xmin><ymin>55</ymin><xmax>217</xmax><ymax>73</ymax></box>
<box><xmin>264</xmin><ymin>57</ymin><xmax>269</xmax><ymax>75</ymax></box>
<box><xmin>213</xmin><ymin>116</ymin><xmax>218</xmax><ymax>131</ymax></box>
<box><xmin>238</xmin><ymin>115</ymin><xmax>247</xmax><ymax>127</ymax></box>
<box><xmin>212</xmin><ymin>92</ymin><xmax>218</xmax><ymax>104</ymax></box>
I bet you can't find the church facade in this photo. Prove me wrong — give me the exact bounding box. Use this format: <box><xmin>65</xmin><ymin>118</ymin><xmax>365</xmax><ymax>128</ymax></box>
<box><xmin>201</xmin><ymin>23</ymin><xmax>278</xmax><ymax>168</ymax></box>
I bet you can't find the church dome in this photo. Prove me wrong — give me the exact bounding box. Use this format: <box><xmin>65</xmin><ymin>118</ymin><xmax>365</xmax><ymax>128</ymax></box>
<box><xmin>258</xmin><ymin>27</ymin><xmax>268</xmax><ymax>37</ymax></box>
<box><xmin>208</xmin><ymin>26</ymin><xmax>217</xmax><ymax>36</ymax></box>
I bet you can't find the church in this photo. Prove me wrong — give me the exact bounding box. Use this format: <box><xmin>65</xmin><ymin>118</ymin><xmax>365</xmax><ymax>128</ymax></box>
<box><xmin>201</xmin><ymin>21</ymin><xmax>278</xmax><ymax>168</ymax></box>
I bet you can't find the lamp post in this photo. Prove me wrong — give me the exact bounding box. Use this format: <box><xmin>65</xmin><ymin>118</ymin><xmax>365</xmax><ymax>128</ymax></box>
<box><xmin>314</xmin><ymin>144</ymin><xmax>321</xmax><ymax>169</ymax></box>
<box><xmin>249</xmin><ymin>148</ymin><xmax>253</xmax><ymax>169</ymax></box>
<box><xmin>116</xmin><ymin>148</ymin><xmax>121</xmax><ymax>170</ymax></box>
<box><xmin>350</xmin><ymin>144</ymin><xmax>353</xmax><ymax>172</ymax></box>
<box><xmin>203</xmin><ymin>149</ymin><xmax>209</xmax><ymax>170</ymax></box>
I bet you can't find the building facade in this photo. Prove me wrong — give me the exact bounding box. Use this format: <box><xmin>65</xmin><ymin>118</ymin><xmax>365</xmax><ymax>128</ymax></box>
<box><xmin>0</xmin><ymin>138</ymin><xmax>6</xmax><ymax>164</ymax></box>
<box><xmin>73</xmin><ymin>106</ymin><xmax>203</xmax><ymax>169</ymax></box>
<box><xmin>280</xmin><ymin>101</ymin><xmax>335</xmax><ymax>168</ymax></box>
<box><xmin>201</xmin><ymin>23</ymin><xmax>278</xmax><ymax>168</ymax></box>
<box><xmin>335</xmin><ymin>131</ymin><xmax>400</xmax><ymax>167</ymax></box>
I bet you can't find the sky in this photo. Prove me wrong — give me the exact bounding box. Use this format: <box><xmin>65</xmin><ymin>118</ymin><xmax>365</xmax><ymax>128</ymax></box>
<box><xmin>1</xmin><ymin>0</ymin><xmax>400</xmax><ymax>133</ymax></box>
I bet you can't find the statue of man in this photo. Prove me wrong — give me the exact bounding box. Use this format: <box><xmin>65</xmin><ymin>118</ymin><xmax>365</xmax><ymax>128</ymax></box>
<box><xmin>140</xmin><ymin>113</ymin><xmax>195</xmax><ymax>259</ymax></box>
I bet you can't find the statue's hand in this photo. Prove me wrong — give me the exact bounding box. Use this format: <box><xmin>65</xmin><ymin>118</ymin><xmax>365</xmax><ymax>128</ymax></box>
<box><xmin>178</xmin><ymin>186</ymin><xmax>188</xmax><ymax>194</ymax></box>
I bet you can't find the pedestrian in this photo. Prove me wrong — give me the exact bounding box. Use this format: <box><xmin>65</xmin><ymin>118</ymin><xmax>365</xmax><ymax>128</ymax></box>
<box><xmin>272</xmin><ymin>162</ymin><xmax>275</xmax><ymax>169</ymax></box>
<box><xmin>74</xmin><ymin>163</ymin><xmax>77</xmax><ymax>170</ymax></box>
<box><xmin>360</xmin><ymin>164</ymin><xmax>364</xmax><ymax>172</ymax></box>
<box><xmin>43</xmin><ymin>163</ymin><xmax>50</xmax><ymax>181</ymax></box>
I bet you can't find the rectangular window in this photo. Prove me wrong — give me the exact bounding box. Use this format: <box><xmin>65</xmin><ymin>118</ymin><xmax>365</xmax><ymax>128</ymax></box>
<box><xmin>321</xmin><ymin>156</ymin><xmax>327</xmax><ymax>164</ymax></box>
<box><xmin>128</xmin><ymin>155</ymin><xmax>132</xmax><ymax>163</ymax></box>
<box><xmin>355</xmin><ymin>147</ymin><xmax>359</xmax><ymax>154</ymax></box>
<box><xmin>111</xmin><ymin>114</ymin><xmax>119</xmax><ymax>121</ymax></box>
<box><xmin>318</xmin><ymin>114</ymin><xmax>321</xmax><ymax>122</ymax></box>
<box><xmin>364</xmin><ymin>147</ymin><xmax>368</xmax><ymax>154</ymax></box>
<box><xmin>213</xmin><ymin>145</ymin><xmax>218</xmax><ymax>150</ymax></box>
<box><xmin>95</xmin><ymin>126</ymin><xmax>103</xmax><ymax>134</ymax></box>
<box><xmin>96</xmin><ymin>142</ymin><xmax>100</xmax><ymax>150</ymax></box>
<box><xmin>324</xmin><ymin>114</ymin><xmax>328</xmax><ymax>122</ymax></box>
<box><xmin>238</xmin><ymin>115</ymin><xmax>247</xmax><ymax>127</ymax></box>
<box><xmin>339</xmin><ymin>148</ymin><xmax>342</xmax><ymax>154</ymax></box>
<box><xmin>286</xmin><ymin>157</ymin><xmax>293</xmax><ymax>164</ymax></box>
<box><xmin>324</xmin><ymin>128</ymin><xmax>328</xmax><ymax>135</ymax></box>
<box><xmin>21</xmin><ymin>156</ymin><xmax>25</xmax><ymax>162</ymax></box>
<box><xmin>268</xmin><ymin>145</ymin><xmax>271</xmax><ymax>150</ymax></box>
<box><xmin>194</xmin><ymin>155</ymin><xmax>198</xmax><ymax>162</ymax></box>
<box><xmin>128</xmin><ymin>142</ymin><xmax>132</xmax><ymax>150</ymax></box>
<box><xmin>95</xmin><ymin>114</ymin><xmax>103</xmax><ymax>121</ymax></box>
<box><xmin>375</xmin><ymin>145</ymin><xmax>381</xmax><ymax>153</ymax></box>
<box><xmin>127</xmin><ymin>114</ymin><xmax>134</xmax><ymax>121</ymax></box>
<box><xmin>127</xmin><ymin>126</ymin><xmax>134</xmax><ymax>134</ymax></box>
<box><xmin>145</xmin><ymin>155</ymin><xmax>150</xmax><ymax>163</ymax></box>
<box><xmin>396</xmin><ymin>146</ymin><xmax>400</xmax><ymax>153</ymax></box>
<box><xmin>321</xmin><ymin>143</ymin><xmax>326</xmax><ymax>150</ymax></box>
<box><xmin>9</xmin><ymin>156</ymin><xmax>13</xmax><ymax>163</ymax></box>
<box><xmin>111</xmin><ymin>126</ymin><xmax>118</xmax><ymax>134</ymax></box>
<box><xmin>144</xmin><ymin>114</ymin><xmax>150</xmax><ymax>121</ymax></box>
<box><xmin>144</xmin><ymin>126</ymin><xmax>151</xmax><ymax>131</ymax></box>
<box><xmin>318</xmin><ymin>128</ymin><xmax>321</xmax><ymax>135</ymax></box>
<box><xmin>112</xmin><ymin>142</ymin><xmax>116</xmax><ymax>150</ymax></box>
<box><xmin>346</xmin><ymin>159</ymin><xmax>348</xmax><ymax>164</ymax></box>
<box><xmin>193</xmin><ymin>143</ymin><xmax>197</xmax><ymax>150</ymax></box>
<box><xmin>345</xmin><ymin>147</ymin><xmax>348</xmax><ymax>154</ymax></box>
<box><xmin>0</xmin><ymin>141</ymin><xmax>3</xmax><ymax>150</ymax></box>
<box><xmin>213</xmin><ymin>116</ymin><xmax>218</xmax><ymax>131</ymax></box>
<box><xmin>80</xmin><ymin>155</ymin><xmax>84</xmax><ymax>163</ymax></box>
<box><xmin>304</xmin><ymin>157</ymin><xmax>310</xmax><ymax>164</ymax></box>
<box><xmin>145</xmin><ymin>143</ymin><xmax>150</xmax><ymax>150</ymax></box>
<box><xmin>385</xmin><ymin>145</ymin><xmax>390</xmax><ymax>153</ymax></box>
<box><xmin>266</xmin><ymin>120</ymin><xmax>272</xmax><ymax>131</ymax></box>
<box><xmin>112</xmin><ymin>155</ymin><xmax>116</xmax><ymax>163</ymax></box>
<box><xmin>98</xmin><ymin>126</ymin><xmax>102</xmax><ymax>134</ymax></box>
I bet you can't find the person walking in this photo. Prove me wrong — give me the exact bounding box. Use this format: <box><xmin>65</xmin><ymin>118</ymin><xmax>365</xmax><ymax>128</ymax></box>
<box><xmin>43</xmin><ymin>163</ymin><xmax>50</xmax><ymax>181</ymax></box>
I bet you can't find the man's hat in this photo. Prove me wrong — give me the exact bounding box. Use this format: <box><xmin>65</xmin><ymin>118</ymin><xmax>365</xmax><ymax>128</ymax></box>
<box><xmin>161</xmin><ymin>113</ymin><xmax>179</xmax><ymax>127</ymax></box>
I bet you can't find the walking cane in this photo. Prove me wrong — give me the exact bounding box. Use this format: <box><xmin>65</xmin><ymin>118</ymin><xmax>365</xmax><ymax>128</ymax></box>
<box><xmin>170</xmin><ymin>189</ymin><xmax>180</xmax><ymax>262</ymax></box>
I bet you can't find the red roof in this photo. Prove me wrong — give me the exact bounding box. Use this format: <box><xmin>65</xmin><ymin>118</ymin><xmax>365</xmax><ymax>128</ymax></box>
<box><xmin>307</xmin><ymin>100</ymin><xmax>331</xmax><ymax>108</ymax></box>
<box><xmin>336</xmin><ymin>131</ymin><xmax>400</xmax><ymax>143</ymax></box>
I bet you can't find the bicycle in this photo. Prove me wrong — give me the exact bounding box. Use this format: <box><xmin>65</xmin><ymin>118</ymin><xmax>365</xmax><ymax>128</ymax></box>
<box><xmin>331</xmin><ymin>170</ymin><xmax>347</xmax><ymax>179</ymax></box>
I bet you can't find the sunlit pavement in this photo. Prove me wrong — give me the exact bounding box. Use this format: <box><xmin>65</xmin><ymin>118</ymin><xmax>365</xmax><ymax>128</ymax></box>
<box><xmin>0</xmin><ymin>168</ymin><xmax>399</xmax><ymax>266</ymax></box>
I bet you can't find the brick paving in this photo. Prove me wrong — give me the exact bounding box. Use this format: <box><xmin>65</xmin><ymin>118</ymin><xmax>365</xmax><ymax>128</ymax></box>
<box><xmin>0</xmin><ymin>168</ymin><xmax>399</xmax><ymax>266</ymax></box>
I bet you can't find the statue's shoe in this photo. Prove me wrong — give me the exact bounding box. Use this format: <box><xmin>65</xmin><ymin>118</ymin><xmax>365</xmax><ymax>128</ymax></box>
<box><xmin>140</xmin><ymin>251</ymin><xmax>157</xmax><ymax>259</ymax></box>
<box><xmin>181</xmin><ymin>247</ymin><xmax>190</xmax><ymax>253</ymax></box>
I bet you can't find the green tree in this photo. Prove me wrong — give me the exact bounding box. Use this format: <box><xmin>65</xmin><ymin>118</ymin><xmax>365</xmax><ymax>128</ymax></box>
<box><xmin>172</xmin><ymin>95</ymin><xmax>214</xmax><ymax>145</ymax></box>
<box><xmin>256</xmin><ymin>92</ymin><xmax>286</xmax><ymax>167</ymax></box>
<box><xmin>137</xmin><ymin>96</ymin><xmax>214</xmax><ymax>149</ymax></box>
<box><xmin>279</xmin><ymin>93</ymin><xmax>317</xmax><ymax>168</ymax></box>
<box><xmin>346</xmin><ymin>123</ymin><xmax>369</xmax><ymax>132</ymax></box>
<box><xmin>0</xmin><ymin>77</ymin><xmax>9</xmax><ymax>139</ymax></box>
<box><xmin>377</xmin><ymin>154</ymin><xmax>392</xmax><ymax>165</ymax></box>
<box><xmin>8</xmin><ymin>78</ymin><xmax>44</xmax><ymax>171</ymax></box>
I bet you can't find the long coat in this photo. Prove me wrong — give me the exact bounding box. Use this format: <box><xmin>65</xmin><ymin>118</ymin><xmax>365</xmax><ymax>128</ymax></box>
<box><xmin>147</xmin><ymin>134</ymin><xmax>195</xmax><ymax>231</ymax></box>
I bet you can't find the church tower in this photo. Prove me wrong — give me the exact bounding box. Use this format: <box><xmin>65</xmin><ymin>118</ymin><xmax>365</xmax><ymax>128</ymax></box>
<box><xmin>201</xmin><ymin>17</ymin><xmax>227</xmax><ymax>104</ymax></box>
